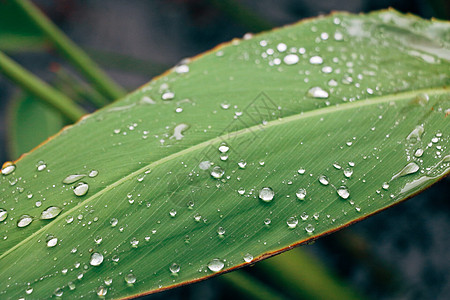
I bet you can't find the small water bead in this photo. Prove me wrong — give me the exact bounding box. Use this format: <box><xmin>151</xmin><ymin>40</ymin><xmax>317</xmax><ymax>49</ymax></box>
<box><xmin>343</xmin><ymin>168</ymin><xmax>353</xmax><ymax>178</ymax></box>
<box><xmin>348</xmin><ymin>161</ymin><xmax>355</xmax><ymax>167</ymax></box>
<box><xmin>283</xmin><ymin>54</ymin><xmax>299</xmax><ymax>65</ymax></box>
<box><xmin>162</xmin><ymin>91</ymin><xmax>175</xmax><ymax>100</ymax></box>
<box><xmin>130</xmin><ymin>238</ymin><xmax>139</xmax><ymax>248</ymax></box>
<box><xmin>104</xmin><ymin>277</ymin><xmax>113</xmax><ymax>286</ymax></box>
<box><xmin>97</xmin><ymin>286</ymin><xmax>107</xmax><ymax>297</ymax></box>
<box><xmin>431</xmin><ymin>137</ymin><xmax>439</xmax><ymax>143</ymax></box>
<box><xmin>170</xmin><ymin>263</ymin><xmax>181</xmax><ymax>274</ymax></box>
<box><xmin>218</xmin><ymin>143</ymin><xmax>230</xmax><ymax>153</ymax></box>
<box><xmin>264</xmin><ymin>218</ymin><xmax>272</xmax><ymax>226</ymax></box>
<box><xmin>175</xmin><ymin>64</ymin><xmax>189</xmax><ymax>74</ymax></box>
<box><xmin>414</xmin><ymin>148</ymin><xmax>424</xmax><ymax>157</ymax></box>
<box><xmin>406</xmin><ymin>125</ymin><xmax>424</xmax><ymax>142</ymax></box>
<box><xmin>318</xmin><ymin>175</ymin><xmax>329</xmax><ymax>186</ymax></box>
<box><xmin>110</xmin><ymin>218</ymin><xmax>118</xmax><ymax>227</ymax></box>
<box><xmin>217</xmin><ymin>227</ymin><xmax>226</xmax><ymax>236</ymax></box>
<box><xmin>199</xmin><ymin>161</ymin><xmax>211</xmax><ymax>170</ymax></box>
<box><xmin>194</xmin><ymin>213</ymin><xmax>202</xmax><ymax>222</ymax></box>
<box><xmin>63</xmin><ymin>174</ymin><xmax>86</xmax><ymax>184</ymax></box>
<box><xmin>238</xmin><ymin>187</ymin><xmax>246</xmax><ymax>195</ymax></box>
<box><xmin>287</xmin><ymin>216</ymin><xmax>298</xmax><ymax>228</ymax></box>
<box><xmin>305</xmin><ymin>224</ymin><xmax>315</xmax><ymax>234</ymax></box>
<box><xmin>220</xmin><ymin>154</ymin><xmax>228</xmax><ymax>161</ymax></box>
<box><xmin>73</xmin><ymin>182</ymin><xmax>89</xmax><ymax>196</ymax></box>
<box><xmin>112</xmin><ymin>255</ymin><xmax>120</xmax><ymax>263</ymax></box>
<box><xmin>296</xmin><ymin>188</ymin><xmax>307</xmax><ymax>200</ymax></box>
<box><xmin>46</xmin><ymin>236</ymin><xmax>58</xmax><ymax>247</ymax></box>
<box><xmin>207</xmin><ymin>259</ymin><xmax>224</xmax><ymax>272</ymax></box>
<box><xmin>307</xmin><ymin>87</ymin><xmax>329</xmax><ymax>99</ymax></box>
<box><xmin>125</xmin><ymin>273</ymin><xmax>136</xmax><ymax>284</ymax></box>
<box><xmin>68</xmin><ymin>282</ymin><xmax>76</xmax><ymax>290</ymax></box>
<box><xmin>210</xmin><ymin>166</ymin><xmax>225</xmax><ymax>179</ymax></box>
<box><xmin>90</xmin><ymin>252</ymin><xmax>104</xmax><ymax>266</ymax></box>
<box><xmin>334</xmin><ymin>31</ymin><xmax>344</xmax><ymax>41</ymax></box>
<box><xmin>89</xmin><ymin>170</ymin><xmax>99</xmax><ymax>178</ymax></box>
<box><xmin>243</xmin><ymin>253</ymin><xmax>254</xmax><ymax>262</ymax></box>
<box><xmin>94</xmin><ymin>236</ymin><xmax>103</xmax><ymax>244</ymax></box>
<box><xmin>391</xmin><ymin>162</ymin><xmax>419</xmax><ymax>180</ymax></box>
<box><xmin>298</xmin><ymin>168</ymin><xmax>306</xmax><ymax>174</ymax></box>
<box><xmin>36</xmin><ymin>161</ymin><xmax>47</xmax><ymax>171</ymax></box>
<box><xmin>0</xmin><ymin>209</ymin><xmax>7</xmax><ymax>222</ymax></box>
<box><xmin>66</xmin><ymin>216</ymin><xmax>74</xmax><ymax>224</ymax></box>
<box><xmin>336</xmin><ymin>186</ymin><xmax>350</xmax><ymax>199</ymax></box>
<box><xmin>300</xmin><ymin>212</ymin><xmax>309</xmax><ymax>221</ymax></box>
<box><xmin>259</xmin><ymin>160</ymin><xmax>265</xmax><ymax>166</ymax></box>
<box><xmin>17</xmin><ymin>215</ymin><xmax>33</xmax><ymax>228</ymax></box>
<box><xmin>277</xmin><ymin>43</ymin><xmax>287</xmax><ymax>52</ymax></box>
<box><xmin>259</xmin><ymin>187</ymin><xmax>274</xmax><ymax>202</ymax></box>
<box><xmin>27</xmin><ymin>192</ymin><xmax>33</xmax><ymax>199</ymax></box>
<box><xmin>40</xmin><ymin>206</ymin><xmax>62</xmax><ymax>220</ymax></box>
<box><xmin>26</xmin><ymin>287</ymin><xmax>33</xmax><ymax>295</ymax></box>
<box><xmin>309</xmin><ymin>56</ymin><xmax>323</xmax><ymax>64</ymax></box>
<box><xmin>382</xmin><ymin>182</ymin><xmax>390</xmax><ymax>190</ymax></box>
<box><xmin>169</xmin><ymin>209</ymin><xmax>177</xmax><ymax>217</ymax></box>
<box><xmin>1</xmin><ymin>162</ymin><xmax>15</xmax><ymax>175</ymax></box>
<box><xmin>171</xmin><ymin>123</ymin><xmax>189</xmax><ymax>140</ymax></box>
<box><xmin>238</xmin><ymin>160</ymin><xmax>247</xmax><ymax>169</ymax></box>
<box><xmin>54</xmin><ymin>288</ymin><xmax>63</xmax><ymax>297</ymax></box>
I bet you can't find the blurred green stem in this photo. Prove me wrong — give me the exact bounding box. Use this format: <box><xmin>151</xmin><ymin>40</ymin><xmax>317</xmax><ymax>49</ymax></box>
<box><xmin>221</xmin><ymin>271</ymin><xmax>287</xmax><ymax>300</ymax></box>
<box><xmin>10</xmin><ymin>0</ymin><xmax>126</xmax><ymax>101</ymax></box>
<box><xmin>0</xmin><ymin>51</ymin><xmax>86</xmax><ymax>122</ymax></box>
<box><xmin>256</xmin><ymin>248</ymin><xmax>363</xmax><ymax>300</ymax></box>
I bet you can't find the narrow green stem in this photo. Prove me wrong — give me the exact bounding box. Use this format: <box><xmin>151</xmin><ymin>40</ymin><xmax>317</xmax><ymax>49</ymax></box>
<box><xmin>221</xmin><ymin>271</ymin><xmax>287</xmax><ymax>300</ymax></box>
<box><xmin>11</xmin><ymin>0</ymin><xmax>126</xmax><ymax>101</ymax></box>
<box><xmin>0</xmin><ymin>51</ymin><xmax>86</xmax><ymax>122</ymax></box>
<box><xmin>256</xmin><ymin>248</ymin><xmax>363</xmax><ymax>300</ymax></box>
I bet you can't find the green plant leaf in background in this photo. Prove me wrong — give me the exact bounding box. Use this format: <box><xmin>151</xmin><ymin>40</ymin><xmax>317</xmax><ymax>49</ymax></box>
<box><xmin>0</xmin><ymin>9</ymin><xmax>449</xmax><ymax>299</ymax></box>
<box><xmin>0</xmin><ymin>0</ymin><xmax>45</xmax><ymax>53</ymax></box>
<box><xmin>6</xmin><ymin>91</ymin><xmax>66</xmax><ymax>160</ymax></box>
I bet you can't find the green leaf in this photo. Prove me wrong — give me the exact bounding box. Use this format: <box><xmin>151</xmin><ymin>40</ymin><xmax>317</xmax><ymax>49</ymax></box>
<box><xmin>6</xmin><ymin>91</ymin><xmax>66</xmax><ymax>160</ymax></box>
<box><xmin>0</xmin><ymin>9</ymin><xmax>449</xmax><ymax>299</ymax></box>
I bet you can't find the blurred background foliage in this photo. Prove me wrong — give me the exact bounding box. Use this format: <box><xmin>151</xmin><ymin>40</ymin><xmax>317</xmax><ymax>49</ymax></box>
<box><xmin>0</xmin><ymin>0</ymin><xmax>449</xmax><ymax>299</ymax></box>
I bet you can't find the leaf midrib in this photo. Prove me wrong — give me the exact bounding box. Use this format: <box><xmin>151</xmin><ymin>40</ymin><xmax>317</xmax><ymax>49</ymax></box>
<box><xmin>1</xmin><ymin>86</ymin><xmax>447</xmax><ymax>261</ymax></box>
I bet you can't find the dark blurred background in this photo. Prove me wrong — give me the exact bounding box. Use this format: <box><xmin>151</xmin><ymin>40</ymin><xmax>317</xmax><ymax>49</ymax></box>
<box><xmin>0</xmin><ymin>1</ymin><xmax>449</xmax><ymax>299</ymax></box>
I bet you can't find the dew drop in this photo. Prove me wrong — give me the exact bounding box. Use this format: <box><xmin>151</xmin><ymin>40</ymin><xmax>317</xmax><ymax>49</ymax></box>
<box><xmin>54</xmin><ymin>287</ymin><xmax>63</xmax><ymax>297</ymax></box>
<box><xmin>287</xmin><ymin>216</ymin><xmax>298</xmax><ymax>228</ymax></box>
<box><xmin>94</xmin><ymin>236</ymin><xmax>103</xmax><ymax>244</ymax></box>
<box><xmin>170</xmin><ymin>263</ymin><xmax>180</xmax><ymax>274</ymax></box>
<box><xmin>343</xmin><ymin>168</ymin><xmax>353</xmax><ymax>178</ymax></box>
<box><xmin>296</xmin><ymin>188</ymin><xmax>306</xmax><ymax>200</ymax></box>
<box><xmin>199</xmin><ymin>161</ymin><xmax>211</xmax><ymax>170</ymax></box>
<box><xmin>162</xmin><ymin>91</ymin><xmax>175</xmax><ymax>100</ymax></box>
<box><xmin>175</xmin><ymin>64</ymin><xmax>189</xmax><ymax>74</ymax></box>
<box><xmin>243</xmin><ymin>253</ymin><xmax>254</xmax><ymax>262</ymax></box>
<box><xmin>414</xmin><ymin>149</ymin><xmax>424</xmax><ymax>157</ymax></box>
<box><xmin>298</xmin><ymin>168</ymin><xmax>306</xmax><ymax>174</ymax></box>
<box><xmin>1</xmin><ymin>162</ymin><xmax>15</xmax><ymax>175</ymax></box>
<box><xmin>125</xmin><ymin>273</ymin><xmax>136</xmax><ymax>284</ymax></box>
<box><xmin>218</xmin><ymin>143</ymin><xmax>230</xmax><ymax>153</ymax></box>
<box><xmin>90</xmin><ymin>252</ymin><xmax>104</xmax><ymax>266</ymax></box>
<box><xmin>130</xmin><ymin>238</ymin><xmax>139</xmax><ymax>248</ymax></box>
<box><xmin>217</xmin><ymin>227</ymin><xmax>226</xmax><ymax>236</ymax></box>
<box><xmin>46</xmin><ymin>236</ymin><xmax>58</xmax><ymax>247</ymax></box>
<box><xmin>391</xmin><ymin>162</ymin><xmax>420</xmax><ymax>180</ymax></box>
<box><xmin>207</xmin><ymin>259</ymin><xmax>224</xmax><ymax>272</ymax></box>
<box><xmin>73</xmin><ymin>182</ymin><xmax>89</xmax><ymax>196</ymax></box>
<box><xmin>305</xmin><ymin>224</ymin><xmax>315</xmax><ymax>234</ymax></box>
<box><xmin>238</xmin><ymin>160</ymin><xmax>247</xmax><ymax>169</ymax></box>
<box><xmin>26</xmin><ymin>287</ymin><xmax>33</xmax><ymax>295</ymax></box>
<box><xmin>336</xmin><ymin>186</ymin><xmax>350</xmax><ymax>199</ymax></box>
<box><xmin>318</xmin><ymin>175</ymin><xmax>329</xmax><ymax>186</ymax></box>
<box><xmin>307</xmin><ymin>87</ymin><xmax>329</xmax><ymax>99</ymax></box>
<box><xmin>36</xmin><ymin>161</ymin><xmax>47</xmax><ymax>171</ymax></box>
<box><xmin>237</xmin><ymin>187</ymin><xmax>245</xmax><ymax>195</ymax></box>
<box><xmin>259</xmin><ymin>187</ymin><xmax>274</xmax><ymax>202</ymax></box>
<box><xmin>210</xmin><ymin>166</ymin><xmax>225</xmax><ymax>179</ymax></box>
<box><xmin>382</xmin><ymin>182</ymin><xmax>390</xmax><ymax>190</ymax></box>
<box><xmin>170</xmin><ymin>123</ymin><xmax>189</xmax><ymax>140</ymax></box>
<box><xmin>40</xmin><ymin>206</ymin><xmax>62</xmax><ymax>220</ymax></box>
<box><xmin>0</xmin><ymin>209</ymin><xmax>7</xmax><ymax>222</ymax></box>
<box><xmin>283</xmin><ymin>54</ymin><xmax>299</xmax><ymax>65</ymax></box>
<box><xmin>17</xmin><ymin>215</ymin><xmax>33</xmax><ymax>228</ymax></box>
<box><xmin>89</xmin><ymin>170</ymin><xmax>99</xmax><ymax>178</ymax></box>
<box><xmin>63</xmin><ymin>174</ymin><xmax>86</xmax><ymax>184</ymax></box>
<box><xmin>309</xmin><ymin>56</ymin><xmax>323</xmax><ymax>64</ymax></box>
<box><xmin>169</xmin><ymin>209</ymin><xmax>177</xmax><ymax>217</ymax></box>
<box><xmin>406</xmin><ymin>125</ymin><xmax>424</xmax><ymax>142</ymax></box>
<box><xmin>277</xmin><ymin>43</ymin><xmax>287</xmax><ymax>52</ymax></box>
<box><xmin>104</xmin><ymin>277</ymin><xmax>113</xmax><ymax>286</ymax></box>
<box><xmin>264</xmin><ymin>218</ymin><xmax>272</xmax><ymax>226</ymax></box>
<box><xmin>97</xmin><ymin>286</ymin><xmax>107</xmax><ymax>297</ymax></box>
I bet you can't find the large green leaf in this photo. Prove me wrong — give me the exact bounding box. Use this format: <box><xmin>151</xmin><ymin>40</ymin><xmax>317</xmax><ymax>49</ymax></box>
<box><xmin>0</xmin><ymin>9</ymin><xmax>449</xmax><ymax>299</ymax></box>
<box><xmin>6</xmin><ymin>91</ymin><xmax>65</xmax><ymax>160</ymax></box>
